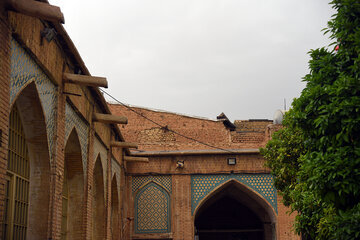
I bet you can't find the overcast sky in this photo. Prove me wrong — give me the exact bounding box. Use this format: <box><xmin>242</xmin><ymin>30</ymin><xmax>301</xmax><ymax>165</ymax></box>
<box><xmin>50</xmin><ymin>0</ymin><xmax>334</xmax><ymax>121</ymax></box>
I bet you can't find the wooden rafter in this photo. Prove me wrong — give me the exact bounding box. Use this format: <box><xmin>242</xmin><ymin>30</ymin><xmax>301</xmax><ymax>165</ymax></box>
<box><xmin>110</xmin><ymin>141</ymin><xmax>138</xmax><ymax>149</ymax></box>
<box><xmin>6</xmin><ymin>0</ymin><xmax>65</xmax><ymax>23</ymax></box>
<box><xmin>93</xmin><ymin>113</ymin><xmax>128</xmax><ymax>125</ymax></box>
<box><xmin>124</xmin><ymin>156</ymin><xmax>149</xmax><ymax>162</ymax></box>
<box><xmin>63</xmin><ymin>73</ymin><xmax>108</xmax><ymax>88</ymax></box>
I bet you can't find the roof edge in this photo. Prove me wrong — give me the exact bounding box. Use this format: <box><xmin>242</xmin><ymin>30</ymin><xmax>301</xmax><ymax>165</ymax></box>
<box><xmin>44</xmin><ymin>3</ymin><xmax>129</xmax><ymax>154</ymax></box>
<box><xmin>108</xmin><ymin>102</ymin><xmax>218</xmax><ymax>122</ymax></box>
<box><xmin>130</xmin><ymin>148</ymin><xmax>260</xmax><ymax>156</ymax></box>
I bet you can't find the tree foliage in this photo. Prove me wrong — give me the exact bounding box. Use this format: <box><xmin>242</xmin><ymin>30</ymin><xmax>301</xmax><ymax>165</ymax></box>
<box><xmin>261</xmin><ymin>0</ymin><xmax>360</xmax><ymax>239</ymax></box>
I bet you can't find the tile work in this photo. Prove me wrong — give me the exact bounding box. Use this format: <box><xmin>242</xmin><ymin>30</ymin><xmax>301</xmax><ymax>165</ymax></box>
<box><xmin>134</xmin><ymin>182</ymin><xmax>171</xmax><ymax>233</ymax></box>
<box><xmin>191</xmin><ymin>174</ymin><xmax>277</xmax><ymax>214</ymax></box>
<box><xmin>94</xmin><ymin>136</ymin><xmax>108</xmax><ymax>197</ymax></box>
<box><xmin>111</xmin><ymin>158</ymin><xmax>121</xmax><ymax>201</ymax></box>
<box><xmin>65</xmin><ymin>102</ymin><xmax>89</xmax><ymax>175</ymax></box>
<box><xmin>10</xmin><ymin>38</ymin><xmax>58</xmax><ymax>162</ymax></box>
<box><xmin>132</xmin><ymin>175</ymin><xmax>172</xmax><ymax>194</ymax></box>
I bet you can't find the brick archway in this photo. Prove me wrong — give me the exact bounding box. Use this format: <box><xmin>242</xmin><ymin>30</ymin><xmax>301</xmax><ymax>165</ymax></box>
<box><xmin>92</xmin><ymin>156</ymin><xmax>105</xmax><ymax>239</ymax></box>
<box><xmin>111</xmin><ymin>175</ymin><xmax>120</xmax><ymax>239</ymax></box>
<box><xmin>194</xmin><ymin>179</ymin><xmax>276</xmax><ymax>240</ymax></box>
<box><xmin>4</xmin><ymin>82</ymin><xmax>51</xmax><ymax>240</ymax></box>
<box><xmin>63</xmin><ymin>128</ymin><xmax>85</xmax><ymax>239</ymax></box>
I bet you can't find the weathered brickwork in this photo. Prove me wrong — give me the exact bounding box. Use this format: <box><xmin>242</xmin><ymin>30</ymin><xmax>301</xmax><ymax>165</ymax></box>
<box><xmin>109</xmin><ymin>104</ymin><xmax>274</xmax><ymax>151</ymax></box>
<box><xmin>234</xmin><ymin>119</ymin><xmax>273</xmax><ymax>132</ymax></box>
<box><xmin>0</xmin><ymin>4</ymin><xmax>126</xmax><ymax>240</ymax></box>
<box><xmin>0</xmin><ymin>5</ymin><xmax>11</xmax><ymax>238</ymax></box>
<box><xmin>112</xmin><ymin>104</ymin><xmax>300</xmax><ymax>240</ymax></box>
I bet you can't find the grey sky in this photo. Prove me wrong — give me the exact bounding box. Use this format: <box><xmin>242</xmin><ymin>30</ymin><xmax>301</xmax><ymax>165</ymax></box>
<box><xmin>50</xmin><ymin>0</ymin><xmax>334</xmax><ymax>121</ymax></box>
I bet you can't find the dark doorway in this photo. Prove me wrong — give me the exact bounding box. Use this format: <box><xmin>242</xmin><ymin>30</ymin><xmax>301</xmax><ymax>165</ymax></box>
<box><xmin>195</xmin><ymin>196</ymin><xmax>264</xmax><ymax>240</ymax></box>
<box><xmin>194</xmin><ymin>180</ymin><xmax>275</xmax><ymax>240</ymax></box>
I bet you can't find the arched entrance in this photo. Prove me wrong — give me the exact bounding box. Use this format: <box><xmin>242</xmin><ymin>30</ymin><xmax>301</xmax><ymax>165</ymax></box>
<box><xmin>111</xmin><ymin>176</ymin><xmax>120</xmax><ymax>239</ymax></box>
<box><xmin>194</xmin><ymin>180</ymin><xmax>276</xmax><ymax>240</ymax></box>
<box><xmin>61</xmin><ymin>129</ymin><xmax>85</xmax><ymax>240</ymax></box>
<box><xmin>92</xmin><ymin>156</ymin><xmax>105</xmax><ymax>239</ymax></box>
<box><xmin>3</xmin><ymin>83</ymin><xmax>51</xmax><ymax>240</ymax></box>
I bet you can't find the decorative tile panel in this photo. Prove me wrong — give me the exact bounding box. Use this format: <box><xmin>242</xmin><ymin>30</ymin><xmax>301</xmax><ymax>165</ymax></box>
<box><xmin>132</xmin><ymin>175</ymin><xmax>171</xmax><ymax>194</ymax></box>
<box><xmin>191</xmin><ymin>174</ymin><xmax>277</xmax><ymax>214</ymax></box>
<box><xmin>65</xmin><ymin>102</ymin><xmax>89</xmax><ymax>174</ymax></box>
<box><xmin>135</xmin><ymin>182</ymin><xmax>171</xmax><ymax>233</ymax></box>
<box><xmin>94</xmin><ymin>137</ymin><xmax>108</xmax><ymax>197</ymax></box>
<box><xmin>10</xmin><ymin>38</ymin><xmax>57</xmax><ymax>162</ymax></box>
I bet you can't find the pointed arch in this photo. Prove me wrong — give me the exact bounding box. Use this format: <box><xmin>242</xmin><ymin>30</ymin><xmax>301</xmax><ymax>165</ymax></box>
<box><xmin>3</xmin><ymin>82</ymin><xmax>50</xmax><ymax>240</ymax></box>
<box><xmin>111</xmin><ymin>175</ymin><xmax>120</xmax><ymax>239</ymax></box>
<box><xmin>93</xmin><ymin>137</ymin><xmax>108</xmax><ymax>196</ymax></box>
<box><xmin>92</xmin><ymin>156</ymin><xmax>106</xmax><ymax>239</ymax></box>
<box><xmin>62</xmin><ymin>128</ymin><xmax>85</xmax><ymax>240</ymax></box>
<box><xmin>134</xmin><ymin>181</ymin><xmax>171</xmax><ymax>234</ymax></box>
<box><xmin>64</xmin><ymin>102</ymin><xmax>89</xmax><ymax>176</ymax></box>
<box><xmin>194</xmin><ymin>179</ymin><xmax>276</xmax><ymax>221</ymax></box>
<box><xmin>194</xmin><ymin>179</ymin><xmax>276</xmax><ymax>240</ymax></box>
<box><xmin>9</xmin><ymin>78</ymin><xmax>36</xmax><ymax>109</ymax></box>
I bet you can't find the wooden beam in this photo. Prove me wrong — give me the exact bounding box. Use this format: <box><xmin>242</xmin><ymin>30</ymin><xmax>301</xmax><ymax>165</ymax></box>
<box><xmin>6</xmin><ymin>0</ymin><xmax>65</xmax><ymax>23</ymax></box>
<box><xmin>93</xmin><ymin>113</ymin><xmax>128</xmax><ymax>124</ymax></box>
<box><xmin>124</xmin><ymin>156</ymin><xmax>149</xmax><ymax>162</ymax></box>
<box><xmin>63</xmin><ymin>73</ymin><xmax>108</xmax><ymax>88</ymax></box>
<box><xmin>110</xmin><ymin>141</ymin><xmax>138</xmax><ymax>149</ymax></box>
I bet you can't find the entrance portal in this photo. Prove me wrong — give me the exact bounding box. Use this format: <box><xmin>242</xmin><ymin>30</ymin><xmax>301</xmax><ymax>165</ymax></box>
<box><xmin>194</xmin><ymin>180</ymin><xmax>275</xmax><ymax>240</ymax></box>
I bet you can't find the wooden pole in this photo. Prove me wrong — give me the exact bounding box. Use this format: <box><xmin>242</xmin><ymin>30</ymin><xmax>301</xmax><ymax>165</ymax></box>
<box><xmin>110</xmin><ymin>141</ymin><xmax>138</xmax><ymax>149</ymax></box>
<box><xmin>124</xmin><ymin>156</ymin><xmax>149</xmax><ymax>163</ymax></box>
<box><xmin>63</xmin><ymin>73</ymin><xmax>108</xmax><ymax>88</ymax></box>
<box><xmin>93</xmin><ymin>113</ymin><xmax>127</xmax><ymax>124</ymax></box>
<box><xmin>6</xmin><ymin>0</ymin><xmax>65</xmax><ymax>23</ymax></box>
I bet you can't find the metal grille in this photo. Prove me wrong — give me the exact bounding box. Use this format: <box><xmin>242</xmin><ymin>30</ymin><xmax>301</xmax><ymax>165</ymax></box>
<box><xmin>2</xmin><ymin>106</ymin><xmax>30</xmax><ymax>240</ymax></box>
<box><xmin>61</xmin><ymin>166</ymin><xmax>68</xmax><ymax>240</ymax></box>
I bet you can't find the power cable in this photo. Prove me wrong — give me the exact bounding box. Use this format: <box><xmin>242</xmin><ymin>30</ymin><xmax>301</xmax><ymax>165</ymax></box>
<box><xmin>99</xmin><ymin>89</ymin><xmax>237</xmax><ymax>153</ymax></box>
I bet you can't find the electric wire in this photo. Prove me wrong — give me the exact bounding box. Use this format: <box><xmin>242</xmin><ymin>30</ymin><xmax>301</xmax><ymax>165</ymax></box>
<box><xmin>100</xmin><ymin>89</ymin><xmax>237</xmax><ymax>153</ymax></box>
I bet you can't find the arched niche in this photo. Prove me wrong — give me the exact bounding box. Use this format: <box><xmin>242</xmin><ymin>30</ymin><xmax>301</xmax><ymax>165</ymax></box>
<box><xmin>62</xmin><ymin>128</ymin><xmax>85</xmax><ymax>240</ymax></box>
<box><xmin>194</xmin><ymin>179</ymin><xmax>276</xmax><ymax>240</ymax></box>
<box><xmin>111</xmin><ymin>175</ymin><xmax>120</xmax><ymax>239</ymax></box>
<box><xmin>3</xmin><ymin>82</ymin><xmax>51</xmax><ymax>240</ymax></box>
<box><xmin>134</xmin><ymin>181</ymin><xmax>171</xmax><ymax>234</ymax></box>
<box><xmin>92</xmin><ymin>156</ymin><xmax>105</xmax><ymax>239</ymax></box>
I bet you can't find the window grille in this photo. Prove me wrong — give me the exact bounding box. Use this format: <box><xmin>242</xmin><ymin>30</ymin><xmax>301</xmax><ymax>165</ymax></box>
<box><xmin>2</xmin><ymin>106</ymin><xmax>30</xmax><ymax>240</ymax></box>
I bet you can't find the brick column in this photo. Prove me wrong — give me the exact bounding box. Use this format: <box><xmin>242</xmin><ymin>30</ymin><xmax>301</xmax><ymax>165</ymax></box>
<box><xmin>85</xmin><ymin>108</ymin><xmax>95</xmax><ymax>240</ymax></box>
<box><xmin>277</xmin><ymin>195</ymin><xmax>300</xmax><ymax>240</ymax></box>
<box><xmin>106</xmin><ymin>142</ymin><xmax>112</xmax><ymax>239</ymax></box>
<box><xmin>48</xmin><ymin>70</ymin><xmax>66</xmax><ymax>240</ymax></box>
<box><xmin>172</xmin><ymin>175</ymin><xmax>194</xmax><ymax>240</ymax></box>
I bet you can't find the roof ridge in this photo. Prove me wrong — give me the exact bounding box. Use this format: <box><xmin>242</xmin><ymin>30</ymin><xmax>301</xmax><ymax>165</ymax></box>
<box><xmin>108</xmin><ymin>102</ymin><xmax>218</xmax><ymax>122</ymax></box>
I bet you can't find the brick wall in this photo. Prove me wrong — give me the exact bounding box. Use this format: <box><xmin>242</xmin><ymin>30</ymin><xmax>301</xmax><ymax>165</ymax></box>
<box><xmin>3</xmin><ymin>8</ymin><xmax>122</xmax><ymax>240</ymax></box>
<box><xmin>111</xmin><ymin>104</ymin><xmax>299</xmax><ymax>240</ymax></box>
<box><xmin>109</xmin><ymin>104</ymin><xmax>271</xmax><ymax>151</ymax></box>
<box><xmin>277</xmin><ymin>195</ymin><xmax>300</xmax><ymax>240</ymax></box>
<box><xmin>172</xmin><ymin>175</ymin><xmax>193</xmax><ymax>240</ymax></box>
<box><xmin>0</xmin><ymin>5</ymin><xmax>10</xmax><ymax>237</ymax></box>
<box><xmin>126</xmin><ymin>154</ymin><xmax>268</xmax><ymax>175</ymax></box>
<box><xmin>234</xmin><ymin>119</ymin><xmax>273</xmax><ymax>132</ymax></box>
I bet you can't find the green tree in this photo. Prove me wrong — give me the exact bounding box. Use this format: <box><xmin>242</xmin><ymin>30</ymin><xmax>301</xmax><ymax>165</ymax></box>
<box><xmin>261</xmin><ymin>0</ymin><xmax>360</xmax><ymax>239</ymax></box>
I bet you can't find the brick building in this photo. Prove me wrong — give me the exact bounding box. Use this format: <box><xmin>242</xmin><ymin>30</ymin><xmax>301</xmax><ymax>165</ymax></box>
<box><xmin>0</xmin><ymin>1</ymin><xmax>132</xmax><ymax>239</ymax></box>
<box><xmin>109</xmin><ymin>104</ymin><xmax>299</xmax><ymax>240</ymax></box>
<box><xmin>0</xmin><ymin>1</ymin><xmax>298</xmax><ymax>239</ymax></box>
